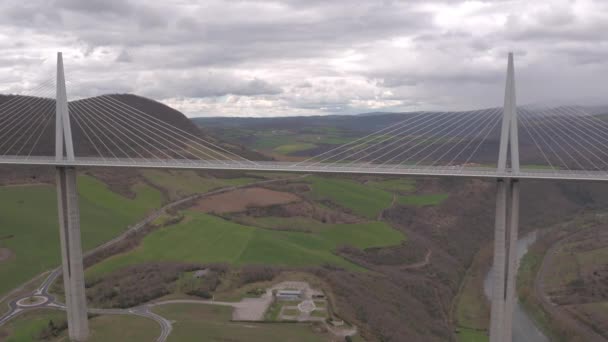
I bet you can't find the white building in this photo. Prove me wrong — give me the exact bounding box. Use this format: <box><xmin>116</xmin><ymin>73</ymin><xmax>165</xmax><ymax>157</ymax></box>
<box><xmin>276</xmin><ymin>289</ymin><xmax>303</xmax><ymax>301</ymax></box>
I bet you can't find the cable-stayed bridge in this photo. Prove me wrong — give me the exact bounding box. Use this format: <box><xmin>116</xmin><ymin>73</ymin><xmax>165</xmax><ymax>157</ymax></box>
<box><xmin>2</xmin><ymin>52</ymin><xmax>608</xmax><ymax>342</ymax></box>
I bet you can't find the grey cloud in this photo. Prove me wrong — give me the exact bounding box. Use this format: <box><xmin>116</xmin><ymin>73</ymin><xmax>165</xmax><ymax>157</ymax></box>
<box><xmin>115</xmin><ymin>49</ymin><xmax>132</xmax><ymax>63</ymax></box>
<box><xmin>137</xmin><ymin>72</ymin><xmax>282</xmax><ymax>99</ymax></box>
<box><xmin>55</xmin><ymin>0</ymin><xmax>133</xmax><ymax>15</ymax></box>
<box><xmin>1</xmin><ymin>0</ymin><xmax>608</xmax><ymax>116</ymax></box>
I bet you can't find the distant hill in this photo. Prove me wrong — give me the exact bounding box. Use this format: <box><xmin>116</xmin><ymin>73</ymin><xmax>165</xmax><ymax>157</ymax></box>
<box><xmin>0</xmin><ymin>94</ymin><xmax>266</xmax><ymax>161</ymax></box>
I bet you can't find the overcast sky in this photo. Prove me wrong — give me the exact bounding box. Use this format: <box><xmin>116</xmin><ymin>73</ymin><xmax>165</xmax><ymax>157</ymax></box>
<box><xmin>1</xmin><ymin>0</ymin><xmax>607</xmax><ymax>117</ymax></box>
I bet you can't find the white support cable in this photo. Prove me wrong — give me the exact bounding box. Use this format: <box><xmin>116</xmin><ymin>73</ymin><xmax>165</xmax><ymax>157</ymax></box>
<box><xmin>70</xmin><ymin>101</ymin><xmax>151</xmax><ymax>161</ymax></box>
<box><xmin>324</xmin><ymin>110</ymin><xmax>459</xmax><ymax>166</ymax></box>
<box><xmin>96</xmin><ymin>95</ymin><xmax>239</xmax><ymax>164</ymax></box>
<box><xmin>408</xmin><ymin>107</ymin><xmax>501</xmax><ymax>167</ymax></box>
<box><xmin>70</xmin><ymin>102</ymin><xmax>138</xmax><ymax>162</ymax></box>
<box><xmin>366</xmin><ymin>109</ymin><xmax>491</xmax><ymax>167</ymax></box>
<box><xmin>518</xmin><ymin>108</ymin><xmax>587</xmax><ymax>171</ymax></box>
<box><xmin>78</xmin><ymin>99</ymin><xmax>191</xmax><ymax>160</ymax></box>
<box><xmin>0</xmin><ymin>81</ymin><xmax>56</xmax><ymax>119</ymax></box>
<box><xmin>516</xmin><ymin>109</ymin><xmax>555</xmax><ymax>171</ymax></box>
<box><xmin>25</xmin><ymin>107</ymin><xmax>55</xmax><ymax>158</ymax></box>
<box><xmin>0</xmin><ymin>96</ymin><xmax>56</xmax><ymax>154</ymax></box>
<box><xmin>70</xmin><ymin>105</ymin><xmax>118</xmax><ymax>160</ymax></box>
<box><xmin>526</xmin><ymin>106</ymin><xmax>607</xmax><ymax>170</ymax></box>
<box><xmin>425</xmin><ymin>107</ymin><xmax>502</xmax><ymax>168</ymax></box>
<box><xmin>85</xmin><ymin>96</ymin><xmax>222</xmax><ymax>164</ymax></box>
<box><xmin>0</xmin><ymin>87</ymin><xmax>56</xmax><ymax>129</ymax></box>
<box><xmin>331</xmin><ymin>110</ymin><xmax>461</xmax><ymax>166</ymax></box>
<box><xmin>101</xmin><ymin>95</ymin><xmax>256</xmax><ymax>164</ymax></box>
<box><xmin>8</xmin><ymin>100</ymin><xmax>55</xmax><ymax>156</ymax></box>
<box><xmin>63</xmin><ymin>75</ymin><xmax>235</xmax><ymax>163</ymax></box>
<box><xmin>297</xmin><ymin>111</ymin><xmax>433</xmax><ymax>166</ymax></box>
<box><xmin>459</xmin><ymin>112</ymin><xmax>503</xmax><ymax>170</ymax></box>
<box><xmin>518</xmin><ymin>112</ymin><xmax>570</xmax><ymax>170</ymax></box>
<box><xmin>389</xmin><ymin>108</ymin><xmax>496</xmax><ymax>167</ymax></box>
<box><xmin>69</xmin><ymin>108</ymin><xmax>106</xmax><ymax>161</ymax></box>
<box><xmin>547</xmin><ymin>106</ymin><xmax>608</xmax><ymax>163</ymax></box>
<box><xmin>0</xmin><ymin>77</ymin><xmax>56</xmax><ymax>115</ymax></box>
<box><xmin>556</xmin><ymin>106</ymin><xmax>608</xmax><ymax>150</ymax></box>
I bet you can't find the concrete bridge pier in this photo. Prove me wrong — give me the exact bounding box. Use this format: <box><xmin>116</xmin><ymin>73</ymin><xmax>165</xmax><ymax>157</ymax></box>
<box><xmin>56</xmin><ymin>166</ymin><xmax>89</xmax><ymax>341</ymax></box>
<box><xmin>489</xmin><ymin>52</ymin><xmax>520</xmax><ymax>342</ymax></box>
<box><xmin>55</xmin><ymin>51</ymin><xmax>89</xmax><ymax>341</ymax></box>
<box><xmin>489</xmin><ymin>177</ymin><xmax>520</xmax><ymax>342</ymax></box>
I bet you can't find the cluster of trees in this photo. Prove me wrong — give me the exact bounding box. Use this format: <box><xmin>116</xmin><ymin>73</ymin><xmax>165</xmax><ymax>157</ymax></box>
<box><xmin>38</xmin><ymin>319</ymin><xmax>68</xmax><ymax>340</ymax></box>
<box><xmin>239</xmin><ymin>265</ymin><xmax>280</xmax><ymax>285</ymax></box>
<box><xmin>86</xmin><ymin>262</ymin><xmax>202</xmax><ymax>308</ymax></box>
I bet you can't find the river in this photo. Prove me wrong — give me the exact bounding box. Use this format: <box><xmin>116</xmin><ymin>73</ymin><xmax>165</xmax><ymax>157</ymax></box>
<box><xmin>483</xmin><ymin>231</ymin><xmax>549</xmax><ymax>342</ymax></box>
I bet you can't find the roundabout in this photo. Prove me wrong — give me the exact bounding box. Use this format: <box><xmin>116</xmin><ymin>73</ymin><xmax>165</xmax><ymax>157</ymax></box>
<box><xmin>16</xmin><ymin>295</ymin><xmax>48</xmax><ymax>308</ymax></box>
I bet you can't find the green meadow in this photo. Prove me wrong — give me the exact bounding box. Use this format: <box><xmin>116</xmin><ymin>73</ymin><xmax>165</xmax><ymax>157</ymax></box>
<box><xmin>0</xmin><ymin>309</ymin><xmax>159</xmax><ymax>342</ymax></box>
<box><xmin>234</xmin><ymin>216</ymin><xmax>330</xmax><ymax>232</ymax></box>
<box><xmin>273</xmin><ymin>143</ymin><xmax>317</xmax><ymax>155</ymax></box>
<box><xmin>87</xmin><ymin>212</ymin><xmax>405</xmax><ymax>277</ymax></box>
<box><xmin>367</xmin><ymin>178</ymin><xmax>416</xmax><ymax>192</ymax></box>
<box><xmin>142</xmin><ymin>169</ymin><xmax>256</xmax><ymax>200</ymax></box>
<box><xmin>0</xmin><ymin>176</ymin><xmax>161</xmax><ymax>296</ymax></box>
<box><xmin>398</xmin><ymin>193</ymin><xmax>448</xmax><ymax>207</ymax></box>
<box><xmin>307</xmin><ymin>176</ymin><xmax>393</xmax><ymax>218</ymax></box>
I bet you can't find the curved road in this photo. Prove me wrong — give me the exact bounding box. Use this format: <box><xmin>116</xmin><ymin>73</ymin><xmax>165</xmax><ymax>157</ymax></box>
<box><xmin>0</xmin><ymin>175</ymin><xmax>308</xmax><ymax>341</ymax></box>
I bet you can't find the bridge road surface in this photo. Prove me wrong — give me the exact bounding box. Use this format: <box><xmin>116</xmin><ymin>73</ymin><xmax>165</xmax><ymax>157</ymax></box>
<box><xmin>1</xmin><ymin>156</ymin><xmax>608</xmax><ymax>182</ymax></box>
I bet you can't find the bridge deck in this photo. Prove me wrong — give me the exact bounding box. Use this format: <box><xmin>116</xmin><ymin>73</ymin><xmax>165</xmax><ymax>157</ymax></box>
<box><xmin>0</xmin><ymin>156</ymin><xmax>607</xmax><ymax>182</ymax></box>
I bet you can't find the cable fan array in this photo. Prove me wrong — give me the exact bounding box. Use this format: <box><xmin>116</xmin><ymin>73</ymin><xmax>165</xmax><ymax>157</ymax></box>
<box><xmin>294</xmin><ymin>107</ymin><xmax>503</xmax><ymax>172</ymax></box>
<box><xmin>518</xmin><ymin>105</ymin><xmax>608</xmax><ymax>173</ymax></box>
<box><xmin>3</xmin><ymin>72</ymin><xmax>608</xmax><ymax>177</ymax></box>
<box><xmin>0</xmin><ymin>77</ymin><xmax>57</xmax><ymax>158</ymax></box>
<box><xmin>67</xmin><ymin>93</ymin><xmax>255</xmax><ymax>165</ymax></box>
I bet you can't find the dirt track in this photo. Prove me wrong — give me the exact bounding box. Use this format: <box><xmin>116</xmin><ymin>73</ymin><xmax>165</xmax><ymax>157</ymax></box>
<box><xmin>192</xmin><ymin>187</ymin><xmax>300</xmax><ymax>213</ymax></box>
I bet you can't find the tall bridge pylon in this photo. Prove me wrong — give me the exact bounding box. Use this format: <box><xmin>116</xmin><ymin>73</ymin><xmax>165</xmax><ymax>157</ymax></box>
<box><xmin>489</xmin><ymin>52</ymin><xmax>520</xmax><ymax>342</ymax></box>
<box><xmin>55</xmin><ymin>52</ymin><xmax>89</xmax><ymax>341</ymax></box>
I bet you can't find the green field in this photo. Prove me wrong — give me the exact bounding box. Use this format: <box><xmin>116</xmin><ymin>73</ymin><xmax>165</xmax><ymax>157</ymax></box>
<box><xmin>142</xmin><ymin>170</ymin><xmax>256</xmax><ymax>200</ymax></box>
<box><xmin>274</xmin><ymin>143</ymin><xmax>317</xmax><ymax>155</ymax></box>
<box><xmin>366</xmin><ymin>178</ymin><xmax>416</xmax><ymax>193</ymax></box>
<box><xmin>0</xmin><ymin>309</ymin><xmax>65</xmax><ymax>341</ymax></box>
<box><xmin>154</xmin><ymin>303</ymin><xmax>327</xmax><ymax>342</ymax></box>
<box><xmin>0</xmin><ymin>176</ymin><xmax>161</xmax><ymax>296</ymax></box>
<box><xmin>457</xmin><ymin>327</ymin><xmax>488</xmax><ymax>342</ymax></box>
<box><xmin>398</xmin><ymin>193</ymin><xmax>448</xmax><ymax>207</ymax></box>
<box><xmin>235</xmin><ymin>216</ymin><xmax>329</xmax><ymax>232</ymax></box>
<box><xmin>0</xmin><ymin>309</ymin><xmax>159</xmax><ymax>342</ymax></box>
<box><xmin>87</xmin><ymin>212</ymin><xmax>405</xmax><ymax>277</ymax></box>
<box><xmin>307</xmin><ymin>176</ymin><xmax>393</xmax><ymax>218</ymax></box>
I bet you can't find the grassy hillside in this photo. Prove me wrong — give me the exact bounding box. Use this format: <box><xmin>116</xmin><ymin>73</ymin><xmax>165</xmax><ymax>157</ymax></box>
<box><xmin>0</xmin><ymin>176</ymin><xmax>161</xmax><ymax>296</ymax></box>
<box><xmin>87</xmin><ymin>212</ymin><xmax>405</xmax><ymax>276</ymax></box>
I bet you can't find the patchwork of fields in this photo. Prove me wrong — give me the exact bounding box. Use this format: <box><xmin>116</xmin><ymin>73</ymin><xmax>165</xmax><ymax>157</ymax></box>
<box><xmin>87</xmin><ymin>212</ymin><xmax>405</xmax><ymax>276</ymax></box>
